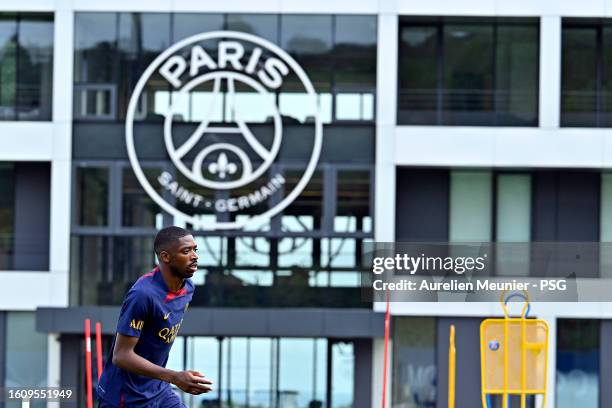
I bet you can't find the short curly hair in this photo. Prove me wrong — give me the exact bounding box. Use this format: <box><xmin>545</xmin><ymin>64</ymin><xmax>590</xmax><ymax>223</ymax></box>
<box><xmin>154</xmin><ymin>226</ymin><xmax>191</xmax><ymax>255</ymax></box>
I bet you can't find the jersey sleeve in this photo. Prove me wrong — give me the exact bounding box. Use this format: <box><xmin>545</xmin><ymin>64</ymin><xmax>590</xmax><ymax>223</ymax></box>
<box><xmin>116</xmin><ymin>289</ymin><xmax>150</xmax><ymax>337</ymax></box>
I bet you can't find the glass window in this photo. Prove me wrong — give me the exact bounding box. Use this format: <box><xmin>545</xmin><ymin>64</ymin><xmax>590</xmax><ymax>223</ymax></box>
<box><xmin>556</xmin><ymin>319</ymin><xmax>599</xmax><ymax>408</ymax></box>
<box><xmin>0</xmin><ymin>163</ymin><xmax>15</xmax><ymax>270</ymax></box>
<box><xmin>70</xmin><ymin>235</ymin><xmax>155</xmax><ymax>305</ymax></box>
<box><xmin>74</xmin><ymin>13</ymin><xmax>375</xmax><ymax>123</ymax></box>
<box><xmin>602</xmin><ymin>26</ymin><xmax>612</xmax><ymax>125</ymax></box>
<box><xmin>334</xmin><ymin>16</ymin><xmax>376</xmax><ymax>89</ymax></box>
<box><xmin>74</xmin><ymin>13</ymin><xmax>117</xmax><ymax>120</ymax></box>
<box><xmin>561</xmin><ymin>24</ymin><xmax>598</xmax><ymax>126</ymax></box>
<box><xmin>331</xmin><ymin>342</ymin><xmax>354</xmax><ymax>408</ymax></box>
<box><xmin>495</xmin><ymin>174</ymin><xmax>531</xmax><ymax>276</ymax></box>
<box><xmin>5</xmin><ymin>312</ymin><xmax>48</xmax><ymax>398</ymax></box>
<box><xmin>279</xmin><ymin>338</ymin><xmax>327</xmax><ymax>408</ymax></box>
<box><xmin>16</xmin><ymin>14</ymin><xmax>53</xmax><ymax>120</ymax></box>
<box><xmin>122</xmin><ymin>167</ymin><xmax>163</xmax><ymax>227</ymax></box>
<box><xmin>600</xmin><ymin>173</ymin><xmax>612</xmax><ymax>277</ymax></box>
<box><xmin>281</xmin><ymin>169</ymin><xmax>324</xmax><ymax>232</ymax></box>
<box><xmin>249</xmin><ymin>338</ymin><xmax>273</xmax><ymax>408</ymax></box>
<box><xmin>280</xmin><ymin>15</ymin><xmax>332</xmax><ymax>124</ymax></box>
<box><xmin>166</xmin><ymin>336</ymin><xmax>185</xmax><ymax>372</ymax></box>
<box><xmin>75</xmin><ymin>167</ymin><xmax>109</xmax><ymax>226</ymax></box>
<box><xmin>559</xmin><ymin>20</ymin><xmax>612</xmax><ymax>127</ymax></box>
<box><xmin>172</xmin><ymin>13</ymin><xmax>224</xmax><ymax>42</ymax></box>
<box><xmin>118</xmin><ymin>13</ymin><xmax>171</xmax><ymax>121</ymax></box>
<box><xmin>398</xmin><ymin>18</ymin><xmax>538</xmax><ymax>126</ymax></box>
<box><xmin>496</xmin><ymin>174</ymin><xmax>531</xmax><ymax>242</ymax></box>
<box><xmin>226</xmin><ymin>14</ymin><xmax>278</xmax><ymax>43</ymax></box>
<box><xmin>179</xmin><ymin>337</ymin><xmax>347</xmax><ymax>408</ymax></box>
<box><xmin>278</xmin><ymin>237</ymin><xmax>314</xmax><ymax>268</ymax></box>
<box><xmin>280</xmin><ymin>15</ymin><xmax>332</xmax><ymax>93</ymax></box>
<box><xmin>0</xmin><ymin>13</ymin><xmax>53</xmax><ymax>121</ymax></box>
<box><xmin>186</xmin><ymin>337</ymin><xmax>220</xmax><ymax>407</ymax></box>
<box><xmin>0</xmin><ymin>15</ymin><xmax>17</xmax><ymax>121</ymax></box>
<box><xmin>335</xmin><ymin>170</ymin><xmax>371</xmax><ymax>233</ymax></box>
<box><xmin>392</xmin><ymin>317</ymin><xmax>436</xmax><ymax>408</ymax></box>
<box><xmin>443</xmin><ymin>23</ymin><xmax>495</xmax><ymax>125</ymax></box>
<box><xmin>449</xmin><ymin>171</ymin><xmax>492</xmax><ymax>242</ymax></box>
<box><xmin>495</xmin><ymin>24</ymin><xmax>539</xmax><ymax>126</ymax></box>
<box><xmin>398</xmin><ymin>24</ymin><xmax>440</xmax><ymax>125</ymax></box>
<box><xmin>333</xmin><ymin>16</ymin><xmax>377</xmax><ymax>121</ymax></box>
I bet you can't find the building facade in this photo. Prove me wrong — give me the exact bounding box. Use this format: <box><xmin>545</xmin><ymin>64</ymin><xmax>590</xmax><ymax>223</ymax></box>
<box><xmin>1</xmin><ymin>1</ymin><xmax>612</xmax><ymax>408</ymax></box>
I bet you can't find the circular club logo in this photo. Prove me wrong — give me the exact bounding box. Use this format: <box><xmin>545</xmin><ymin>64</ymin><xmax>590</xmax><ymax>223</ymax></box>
<box><xmin>126</xmin><ymin>31</ymin><xmax>322</xmax><ymax>230</ymax></box>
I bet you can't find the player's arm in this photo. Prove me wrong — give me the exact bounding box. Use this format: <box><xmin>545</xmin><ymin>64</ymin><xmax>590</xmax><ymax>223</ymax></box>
<box><xmin>112</xmin><ymin>333</ymin><xmax>212</xmax><ymax>395</ymax></box>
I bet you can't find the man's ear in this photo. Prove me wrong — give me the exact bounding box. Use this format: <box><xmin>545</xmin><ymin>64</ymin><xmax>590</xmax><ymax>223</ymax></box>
<box><xmin>158</xmin><ymin>250</ymin><xmax>171</xmax><ymax>263</ymax></box>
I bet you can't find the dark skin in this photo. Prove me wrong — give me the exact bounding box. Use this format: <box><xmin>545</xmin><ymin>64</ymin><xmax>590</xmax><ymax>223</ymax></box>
<box><xmin>112</xmin><ymin>235</ymin><xmax>213</xmax><ymax>395</ymax></box>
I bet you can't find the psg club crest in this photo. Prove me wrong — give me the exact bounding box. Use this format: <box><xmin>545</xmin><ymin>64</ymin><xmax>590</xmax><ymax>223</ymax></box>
<box><xmin>125</xmin><ymin>31</ymin><xmax>323</xmax><ymax>230</ymax></box>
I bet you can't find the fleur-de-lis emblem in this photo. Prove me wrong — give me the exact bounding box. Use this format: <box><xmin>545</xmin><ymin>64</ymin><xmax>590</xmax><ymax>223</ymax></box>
<box><xmin>208</xmin><ymin>153</ymin><xmax>237</xmax><ymax>179</ymax></box>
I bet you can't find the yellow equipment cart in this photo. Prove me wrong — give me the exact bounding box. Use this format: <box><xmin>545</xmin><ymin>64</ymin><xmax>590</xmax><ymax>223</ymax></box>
<box><xmin>479</xmin><ymin>291</ymin><xmax>549</xmax><ymax>408</ymax></box>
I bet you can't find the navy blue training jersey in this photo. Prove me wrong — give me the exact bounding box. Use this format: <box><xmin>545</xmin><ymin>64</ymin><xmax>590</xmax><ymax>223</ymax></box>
<box><xmin>97</xmin><ymin>267</ymin><xmax>194</xmax><ymax>407</ymax></box>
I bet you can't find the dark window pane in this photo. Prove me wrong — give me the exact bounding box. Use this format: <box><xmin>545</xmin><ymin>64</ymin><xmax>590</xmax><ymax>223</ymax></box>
<box><xmin>117</xmin><ymin>13</ymin><xmax>171</xmax><ymax>121</ymax></box>
<box><xmin>392</xmin><ymin>317</ymin><xmax>436</xmax><ymax>407</ymax></box>
<box><xmin>122</xmin><ymin>167</ymin><xmax>163</xmax><ymax>227</ymax></box>
<box><xmin>71</xmin><ymin>235</ymin><xmax>155</xmax><ymax>305</ymax></box>
<box><xmin>556</xmin><ymin>319</ymin><xmax>599</xmax><ymax>408</ymax></box>
<box><xmin>172</xmin><ymin>13</ymin><xmax>223</xmax><ymax>43</ymax></box>
<box><xmin>335</xmin><ymin>170</ymin><xmax>371</xmax><ymax>233</ymax></box>
<box><xmin>0</xmin><ymin>15</ymin><xmax>17</xmax><ymax>120</ymax></box>
<box><xmin>16</xmin><ymin>14</ymin><xmax>53</xmax><ymax>120</ymax></box>
<box><xmin>398</xmin><ymin>24</ymin><xmax>439</xmax><ymax>124</ymax></box>
<box><xmin>0</xmin><ymin>163</ymin><xmax>15</xmax><ymax>270</ymax></box>
<box><xmin>74</xmin><ymin>13</ymin><xmax>117</xmax><ymax>84</ymax></box>
<box><xmin>561</xmin><ymin>26</ymin><xmax>598</xmax><ymax>126</ymax></box>
<box><xmin>280</xmin><ymin>15</ymin><xmax>332</xmax><ymax>123</ymax></box>
<box><xmin>399</xmin><ymin>18</ymin><xmax>538</xmax><ymax>126</ymax></box>
<box><xmin>443</xmin><ymin>23</ymin><xmax>495</xmax><ymax>125</ymax></box>
<box><xmin>74</xmin><ymin>13</ymin><xmax>118</xmax><ymax>120</ymax></box>
<box><xmin>75</xmin><ymin>167</ymin><xmax>108</xmax><ymax>226</ymax></box>
<box><xmin>334</xmin><ymin>16</ymin><xmax>376</xmax><ymax>121</ymax></box>
<box><xmin>331</xmin><ymin>342</ymin><xmax>354</xmax><ymax>408</ymax></box>
<box><xmin>281</xmin><ymin>169</ymin><xmax>323</xmax><ymax>232</ymax></box>
<box><xmin>281</xmin><ymin>15</ymin><xmax>332</xmax><ymax>92</ymax></box>
<box><xmin>226</xmin><ymin>14</ymin><xmax>278</xmax><ymax>43</ymax></box>
<box><xmin>495</xmin><ymin>24</ymin><xmax>538</xmax><ymax>126</ymax></box>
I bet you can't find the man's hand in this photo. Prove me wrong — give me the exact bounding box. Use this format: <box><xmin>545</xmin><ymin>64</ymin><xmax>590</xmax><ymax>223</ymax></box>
<box><xmin>170</xmin><ymin>370</ymin><xmax>213</xmax><ymax>395</ymax></box>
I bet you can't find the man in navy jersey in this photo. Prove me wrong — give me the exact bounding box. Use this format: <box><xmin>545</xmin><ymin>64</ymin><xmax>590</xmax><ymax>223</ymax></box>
<box><xmin>97</xmin><ymin>226</ymin><xmax>212</xmax><ymax>407</ymax></box>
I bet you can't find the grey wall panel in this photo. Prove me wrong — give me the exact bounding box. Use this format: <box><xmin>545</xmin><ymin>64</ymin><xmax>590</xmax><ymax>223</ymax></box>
<box><xmin>531</xmin><ymin>171</ymin><xmax>600</xmax><ymax>277</ymax></box>
<box><xmin>531</xmin><ymin>171</ymin><xmax>558</xmax><ymax>241</ymax></box>
<box><xmin>13</xmin><ymin>162</ymin><xmax>50</xmax><ymax>270</ymax></box>
<box><xmin>436</xmin><ymin>317</ymin><xmax>481</xmax><ymax>408</ymax></box>
<box><xmin>532</xmin><ymin>171</ymin><xmax>600</xmax><ymax>242</ymax></box>
<box><xmin>37</xmin><ymin>307</ymin><xmax>385</xmax><ymax>338</ymax></box>
<box><xmin>557</xmin><ymin>171</ymin><xmax>600</xmax><ymax>242</ymax></box>
<box><xmin>395</xmin><ymin>168</ymin><xmax>449</xmax><ymax>242</ymax></box>
<box><xmin>73</xmin><ymin>123</ymin><xmax>375</xmax><ymax>164</ymax></box>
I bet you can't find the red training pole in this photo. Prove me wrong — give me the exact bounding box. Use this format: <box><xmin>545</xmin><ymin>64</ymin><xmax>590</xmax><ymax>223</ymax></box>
<box><xmin>95</xmin><ymin>322</ymin><xmax>103</xmax><ymax>380</ymax></box>
<box><xmin>85</xmin><ymin>319</ymin><xmax>93</xmax><ymax>408</ymax></box>
<box><xmin>381</xmin><ymin>291</ymin><xmax>391</xmax><ymax>408</ymax></box>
